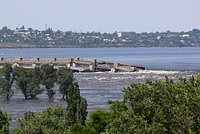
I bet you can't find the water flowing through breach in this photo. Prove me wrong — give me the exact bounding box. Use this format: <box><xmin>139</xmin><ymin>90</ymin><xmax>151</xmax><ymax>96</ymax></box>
<box><xmin>0</xmin><ymin>70</ymin><xmax>197</xmax><ymax>130</ymax></box>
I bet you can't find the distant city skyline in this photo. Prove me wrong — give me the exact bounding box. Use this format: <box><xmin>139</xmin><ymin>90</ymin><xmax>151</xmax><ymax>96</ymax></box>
<box><xmin>0</xmin><ymin>0</ymin><xmax>200</xmax><ymax>33</ymax></box>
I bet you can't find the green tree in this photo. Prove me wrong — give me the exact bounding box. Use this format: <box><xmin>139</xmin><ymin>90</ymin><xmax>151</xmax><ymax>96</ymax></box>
<box><xmin>14</xmin><ymin>67</ymin><xmax>42</xmax><ymax>99</ymax></box>
<box><xmin>106</xmin><ymin>111</ymin><xmax>152</xmax><ymax>134</ymax></box>
<box><xmin>1</xmin><ymin>26</ymin><xmax>14</xmax><ymax>35</ymax></box>
<box><xmin>67</xmin><ymin>123</ymin><xmax>95</xmax><ymax>134</ymax></box>
<box><xmin>104</xmin><ymin>77</ymin><xmax>200</xmax><ymax>134</ymax></box>
<box><xmin>66</xmin><ymin>84</ymin><xmax>88</xmax><ymax>126</ymax></box>
<box><xmin>0</xmin><ymin>109</ymin><xmax>11</xmax><ymax>134</ymax></box>
<box><xmin>57</xmin><ymin>67</ymin><xmax>74</xmax><ymax>100</ymax></box>
<box><xmin>14</xmin><ymin>81</ymin><xmax>89</xmax><ymax>133</ymax></box>
<box><xmin>14</xmin><ymin>106</ymin><xmax>68</xmax><ymax>134</ymax></box>
<box><xmin>86</xmin><ymin>110</ymin><xmax>111</xmax><ymax>134</ymax></box>
<box><xmin>0</xmin><ymin>63</ymin><xmax>15</xmax><ymax>101</ymax></box>
<box><xmin>40</xmin><ymin>64</ymin><xmax>56</xmax><ymax>99</ymax></box>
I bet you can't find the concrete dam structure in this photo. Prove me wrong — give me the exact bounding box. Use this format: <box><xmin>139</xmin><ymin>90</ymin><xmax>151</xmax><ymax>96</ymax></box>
<box><xmin>0</xmin><ymin>57</ymin><xmax>145</xmax><ymax>72</ymax></box>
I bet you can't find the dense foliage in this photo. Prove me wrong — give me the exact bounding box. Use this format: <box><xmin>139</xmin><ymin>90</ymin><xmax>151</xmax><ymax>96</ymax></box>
<box><xmin>14</xmin><ymin>67</ymin><xmax>42</xmax><ymax>99</ymax></box>
<box><xmin>14</xmin><ymin>84</ymin><xmax>89</xmax><ymax>134</ymax></box>
<box><xmin>87</xmin><ymin>76</ymin><xmax>200</xmax><ymax>134</ymax></box>
<box><xmin>12</xmin><ymin>76</ymin><xmax>200</xmax><ymax>133</ymax></box>
<box><xmin>0</xmin><ymin>64</ymin><xmax>74</xmax><ymax>100</ymax></box>
<box><xmin>66</xmin><ymin>84</ymin><xmax>88</xmax><ymax>126</ymax></box>
<box><xmin>0</xmin><ymin>63</ymin><xmax>15</xmax><ymax>100</ymax></box>
<box><xmin>1</xmin><ymin>62</ymin><xmax>200</xmax><ymax>133</ymax></box>
<box><xmin>0</xmin><ymin>109</ymin><xmax>10</xmax><ymax>134</ymax></box>
<box><xmin>14</xmin><ymin>107</ymin><xmax>68</xmax><ymax>134</ymax></box>
<box><xmin>57</xmin><ymin>68</ymin><xmax>74</xmax><ymax>100</ymax></box>
<box><xmin>40</xmin><ymin>64</ymin><xmax>57</xmax><ymax>99</ymax></box>
<box><xmin>1</xmin><ymin>26</ymin><xmax>200</xmax><ymax>48</ymax></box>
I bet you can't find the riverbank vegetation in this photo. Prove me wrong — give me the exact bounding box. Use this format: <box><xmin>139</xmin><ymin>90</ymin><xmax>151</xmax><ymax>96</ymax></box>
<box><xmin>0</xmin><ymin>64</ymin><xmax>200</xmax><ymax>133</ymax></box>
<box><xmin>1</xmin><ymin>26</ymin><xmax>200</xmax><ymax>48</ymax></box>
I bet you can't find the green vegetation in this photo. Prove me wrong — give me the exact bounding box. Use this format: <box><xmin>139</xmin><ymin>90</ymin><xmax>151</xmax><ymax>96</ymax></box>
<box><xmin>14</xmin><ymin>84</ymin><xmax>88</xmax><ymax>134</ymax></box>
<box><xmin>40</xmin><ymin>64</ymin><xmax>57</xmax><ymax>99</ymax></box>
<box><xmin>14</xmin><ymin>66</ymin><xmax>42</xmax><ymax>99</ymax></box>
<box><xmin>1</xmin><ymin>26</ymin><xmax>200</xmax><ymax>48</ymax></box>
<box><xmin>14</xmin><ymin>107</ymin><xmax>68</xmax><ymax>134</ymax></box>
<box><xmin>88</xmin><ymin>76</ymin><xmax>200</xmax><ymax>134</ymax></box>
<box><xmin>0</xmin><ymin>64</ymin><xmax>74</xmax><ymax>100</ymax></box>
<box><xmin>0</xmin><ymin>63</ymin><xmax>200</xmax><ymax>133</ymax></box>
<box><xmin>66</xmin><ymin>84</ymin><xmax>88</xmax><ymax>126</ymax></box>
<box><xmin>12</xmin><ymin>76</ymin><xmax>200</xmax><ymax>133</ymax></box>
<box><xmin>57</xmin><ymin>68</ymin><xmax>74</xmax><ymax>100</ymax></box>
<box><xmin>0</xmin><ymin>109</ymin><xmax>10</xmax><ymax>134</ymax></box>
<box><xmin>0</xmin><ymin>63</ymin><xmax>15</xmax><ymax>100</ymax></box>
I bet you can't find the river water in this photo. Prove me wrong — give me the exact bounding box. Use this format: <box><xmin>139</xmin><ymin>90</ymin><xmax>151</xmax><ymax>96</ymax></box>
<box><xmin>1</xmin><ymin>47</ymin><xmax>200</xmax><ymax>70</ymax></box>
<box><xmin>0</xmin><ymin>47</ymin><xmax>200</xmax><ymax>130</ymax></box>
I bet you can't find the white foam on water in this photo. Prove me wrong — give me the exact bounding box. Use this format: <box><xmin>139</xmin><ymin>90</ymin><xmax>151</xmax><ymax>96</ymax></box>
<box><xmin>99</xmin><ymin>70</ymin><xmax>181</xmax><ymax>75</ymax></box>
<box><xmin>136</xmin><ymin>70</ymin><xmax>180</xmax><ymax>75</ymax></box>
<box><xmin>75</xmin><ymin>69</ymin><xmax>188</xmax><ymax>76</ymax></box>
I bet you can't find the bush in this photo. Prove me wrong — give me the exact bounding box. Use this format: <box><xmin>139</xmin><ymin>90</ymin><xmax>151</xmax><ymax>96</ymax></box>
<box><xmin>0</xmin><ymin>109</ymin><xmax>11</xmax><ymax>134</ymax></box>
<box><xmin>87</xmin><ymin>76</ymin><xmax>200</xmax><ymax>134</ymax></box>
<box><xmin>105</xmin><ymin>76</ymin><xmax>200</xmax><ymax>134</ymax></box>
<box><xmin>14</xmin><ymin>106</ymin><xmax>68</xmax><ymax>134</ymax></box>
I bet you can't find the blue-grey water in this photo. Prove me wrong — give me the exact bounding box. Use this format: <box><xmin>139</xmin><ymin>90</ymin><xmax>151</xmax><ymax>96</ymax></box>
<box><xmin>0</xmin><ymin>47</ymin><xmax>199</xmax><ymax>130</ymax></box>
<box><xmin>1</xmin><ymin>47</ymin><xmax>200</xmax><ymax>70</ymax></box>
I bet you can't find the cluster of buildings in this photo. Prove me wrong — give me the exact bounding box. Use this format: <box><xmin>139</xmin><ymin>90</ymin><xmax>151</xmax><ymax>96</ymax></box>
<box><xmin>0</xmin><ymin>26</ymin><xmax>200</xmax><ymax>47</ymax></box>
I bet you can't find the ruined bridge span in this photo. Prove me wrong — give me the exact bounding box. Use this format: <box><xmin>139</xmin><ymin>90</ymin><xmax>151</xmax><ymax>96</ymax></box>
<box><xmin>0</xmin><ymin>57</ymin><xmax>145</xmax><ymax>72</ymax></box>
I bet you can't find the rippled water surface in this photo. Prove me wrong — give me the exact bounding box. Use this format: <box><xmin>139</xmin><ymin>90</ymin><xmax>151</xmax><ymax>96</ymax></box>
<box><xmin>0</xmin><ymin>47</ymin><xmax>200</xmax><ymax>130</ymax></box>
<box><xmin>0</xmin><ymin>70</ymin><xmax>198</xmax><ymax>130</ymax></box>
<box><xmin>1</xmin><ymin>47</ymin><xmax>200</xmax><ymax>70</ymax></box>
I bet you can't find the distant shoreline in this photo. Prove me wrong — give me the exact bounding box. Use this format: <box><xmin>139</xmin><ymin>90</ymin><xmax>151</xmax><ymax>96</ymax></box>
<box><xmin>1</xmin><ymin>45</ymin><xmax>200</xmax><ymax>49</ymax></box>
<box><xmin>1</xmin><ymin>27</ymin><xmax>200</xmax><ymax>48</ymax></box>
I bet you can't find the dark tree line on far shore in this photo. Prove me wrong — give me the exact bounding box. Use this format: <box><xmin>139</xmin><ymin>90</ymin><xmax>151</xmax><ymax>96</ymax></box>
<box><xmin>1</xmin><ymin>26</ymin><xmax>200</xmax><ymax>48</ymax></box>
<box><xmin>0</xmin><ymin>63</ymin><xmax>74</xmax><ymax>100</ymax></box>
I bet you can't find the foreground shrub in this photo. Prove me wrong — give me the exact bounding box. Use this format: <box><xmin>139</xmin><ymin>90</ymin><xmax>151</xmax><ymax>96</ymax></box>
<box><xmin>14</xmin><ymin>83</ymin><xmax>88</xmax><ymax>134</ymax></box>
<box><xmin>87</xmin><ymin>76</ymin><xmax>200</xmax><ymax>134</ymax></box>
<box><xmin>14</xmin><ymin>76</ymin><xmax>200</xmax><ymax>134</ymax></box>
<box><xmin>105</xmin><ymin>76</ymin><xmax>200</xmax><ymax>134</ymax></box>
<box><xmin>0</xmin><ymin>109</ymin><xmax>11</xmax><ymax>134</ymax></box>
<box><xmin>14</xmin><ymin>106</ymin><xmax>68</xmax><ymax>134</ymax></box>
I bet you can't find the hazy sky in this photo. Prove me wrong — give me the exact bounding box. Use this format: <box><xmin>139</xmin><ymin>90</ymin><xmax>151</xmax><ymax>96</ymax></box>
<box><xmin>0</xmin><ymin>0</ymin><xmax>200</xmax><ymax>33</ymax></box>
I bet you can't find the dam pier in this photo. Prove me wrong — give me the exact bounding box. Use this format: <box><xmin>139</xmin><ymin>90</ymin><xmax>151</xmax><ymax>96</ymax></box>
<box><xmin>0</xmin><ymin>58</ymin><xmax>145</xmax><ymax>72</ymax></box>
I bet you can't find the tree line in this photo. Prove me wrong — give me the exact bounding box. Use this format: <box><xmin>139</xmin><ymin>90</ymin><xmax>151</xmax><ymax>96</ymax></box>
<box><xmin>0</xmin><ymin>83</ymin><xmax>87</xmax><ymax>134</ymax></box>
<box><xmin>0</xmin><ymin>63</ymin><xmax>74</xmax><ymax>100</ymax></box>
<box><xmin>1</xmin><ymin>72</ymin><xmax>200</xmax><ymax>133</ymax></box>
<box><xmin>1</xmin><ymin>26</ymin><xmax>200</xmax><ymax>48</ymax></box>
<box><xmin>0</xmin><ymin>63</ymin><xmax>88</xmax><ymax>134</ymax></box>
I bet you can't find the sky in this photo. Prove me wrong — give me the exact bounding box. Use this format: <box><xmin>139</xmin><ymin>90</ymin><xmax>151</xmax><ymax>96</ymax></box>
<box><xmin>0</xmin><ymin>0</ymin><xmax>200</xmax><ymax>33</ymax></box>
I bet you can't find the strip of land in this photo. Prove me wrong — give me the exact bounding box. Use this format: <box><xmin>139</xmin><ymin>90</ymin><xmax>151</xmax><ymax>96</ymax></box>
<box><xmin>0</xmin><ymin>26</ymin><xmax>200</xmax><ymax>48</ymax></box>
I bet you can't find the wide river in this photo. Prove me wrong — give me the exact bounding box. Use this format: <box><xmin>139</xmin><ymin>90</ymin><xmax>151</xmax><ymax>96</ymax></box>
<box><xmin>0</xmin><ymin>47</ymin><xmax>200</xmax><ymax>130</ymax></box>
<box><xmin>1</xmin><ymin>47</ymin><xmax>200</xmax><ymax>70</ymax></box>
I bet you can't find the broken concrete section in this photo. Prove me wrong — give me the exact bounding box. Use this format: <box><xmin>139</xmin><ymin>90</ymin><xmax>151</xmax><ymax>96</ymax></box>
<box><xmin>0</xmin><ymin>58</ymin><xmax>145</xmax><ymax>72</ymax></box>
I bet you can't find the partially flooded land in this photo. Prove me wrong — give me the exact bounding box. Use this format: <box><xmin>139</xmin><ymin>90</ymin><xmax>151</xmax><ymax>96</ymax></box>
<box><xmin>0</xmin><ymin>70</ymin><xmax>197</xmax><ymax>130</ymax></box>
<box><xmin>0</xmin><ymin>47</ymin><xmax>200</xmax><ymax>131</ymax></box>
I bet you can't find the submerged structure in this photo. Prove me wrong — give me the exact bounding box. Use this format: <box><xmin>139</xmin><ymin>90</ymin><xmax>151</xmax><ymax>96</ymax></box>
<box><xmin>0</xmin><ymin>57</ymin><xmax>145</xmax><ymax>72</ymax></box>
